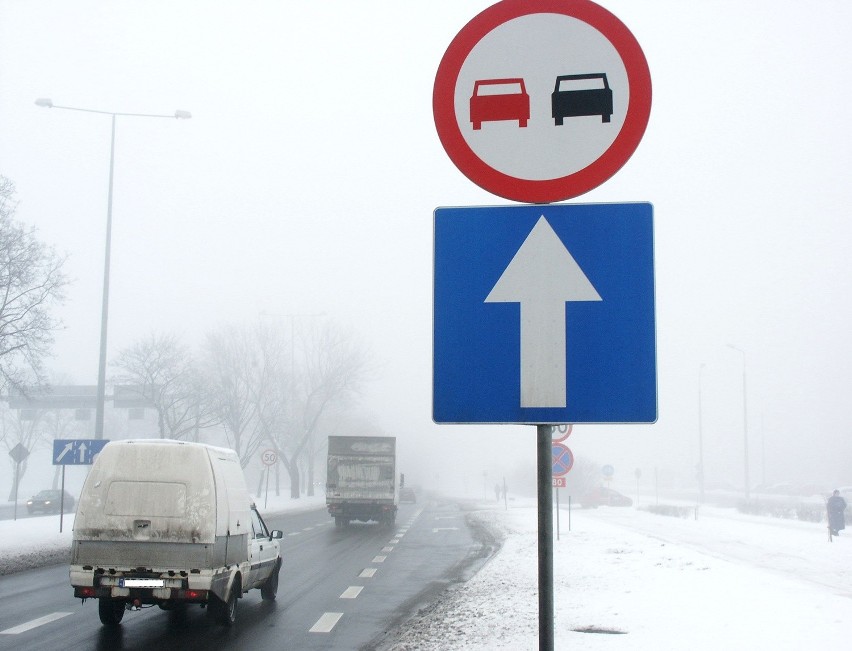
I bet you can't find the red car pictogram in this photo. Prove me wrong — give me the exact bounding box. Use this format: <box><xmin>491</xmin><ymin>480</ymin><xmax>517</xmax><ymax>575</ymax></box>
<box><xmin>470</xmin><ymin>78</ymin><xmax>529</xmax><ymax>130</ymax></box>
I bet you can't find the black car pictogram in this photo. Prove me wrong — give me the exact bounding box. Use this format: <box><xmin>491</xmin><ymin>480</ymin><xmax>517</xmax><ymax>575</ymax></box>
<box><xmin>552</xmin><ymin>73</ymin><xmax>613</xmax><ymax>125</ymax></box>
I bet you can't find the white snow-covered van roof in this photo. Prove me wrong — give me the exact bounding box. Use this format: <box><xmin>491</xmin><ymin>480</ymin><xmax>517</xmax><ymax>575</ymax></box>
<box><xmin>74</xmin><ymin>439</ymin><xmax>251</xmax><ymax>544</ymax></box>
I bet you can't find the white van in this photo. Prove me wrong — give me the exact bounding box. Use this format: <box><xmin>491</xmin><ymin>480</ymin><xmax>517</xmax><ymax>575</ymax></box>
<box><xmin>70</xmin><ymin>439</ymin><xmax>282</xmax><ymax>626</ymax></box>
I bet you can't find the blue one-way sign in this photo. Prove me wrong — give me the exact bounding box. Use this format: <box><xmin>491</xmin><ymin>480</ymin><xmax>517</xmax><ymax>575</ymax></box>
<box><xmin>53</xmin><ymin>439</ymin><xmax>110</xmax><ymax>465</ymax></box>
<box><xmin>433</xmin><ymin>202</ymin><xmax>657</xmax><ymax>424</ymax></box>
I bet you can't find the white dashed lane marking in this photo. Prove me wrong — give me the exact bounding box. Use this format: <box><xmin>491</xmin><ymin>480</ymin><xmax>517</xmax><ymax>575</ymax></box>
<box><xmin>0</xmin><ymin>612</ymin><xmax>72</xmax><ymax>635</ymax></box>
<box><xmin>310</xmin><ymin>612</ymin><xmax>343</xmax><ymax>633</ymax></box>
<box><xmin>307</xmin><ymin>508</ymin><xmax>423</xmax><ymax>635</ymax></box>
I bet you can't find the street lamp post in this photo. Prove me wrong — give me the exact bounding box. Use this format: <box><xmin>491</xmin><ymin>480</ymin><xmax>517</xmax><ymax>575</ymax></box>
<box><xmin>727</xmin><ymin>344</ymin><xmax>750</xmax><ymax>501</ymax></box>
<box><xmin>35</xmin><ymin>99</ymin><xmax>191</xmax><ymax>439</ymax></box>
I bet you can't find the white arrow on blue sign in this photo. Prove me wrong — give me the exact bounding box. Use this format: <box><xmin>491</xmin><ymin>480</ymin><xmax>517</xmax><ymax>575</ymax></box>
<box><xmin>53</xmin><ymin>439</ymin><xmax>110</xmax><ymax>465</ymax></box>
<box><xmin>433</xmin><ymin>202</ymin><xmax>657</xmax><ymax>424</ymax></box>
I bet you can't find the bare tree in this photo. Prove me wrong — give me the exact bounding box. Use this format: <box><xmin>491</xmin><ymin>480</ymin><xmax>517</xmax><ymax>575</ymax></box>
<box><xmin>112</xmin><ymin>332</ymin><xmax>217</xmax><ymax>439</ymax></box>
<box><xmin>0</xmin><ymin>176</ymin><xmax>68</xmax><ymax>390</ymax></box>
<box><xmin>2</xmin><ymin>406</ymin><xmax>48</xmax><ymax>501</ymax></box>
<box><xmin>202</xmin><ymin>324</ymin><xmax>280</xmax><ymax>467</ymax></box>
<box><xmin>279</xmin><ymin>320</ymin><xmax>372</xmax><ymax>498</ymax></box>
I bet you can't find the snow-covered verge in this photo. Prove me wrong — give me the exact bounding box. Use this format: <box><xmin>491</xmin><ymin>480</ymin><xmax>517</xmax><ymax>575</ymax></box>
<box><xmin>383</xmin><ymin>498</ymin><xmax>852</xmax><ymax>651</ymax></box>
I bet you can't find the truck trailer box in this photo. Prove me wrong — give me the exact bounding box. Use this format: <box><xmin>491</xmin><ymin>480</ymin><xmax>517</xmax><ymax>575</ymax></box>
<box><xmin>326</xmin><ymin>435</ymin><xmax>398</xmax><ymax>526</ymax></box>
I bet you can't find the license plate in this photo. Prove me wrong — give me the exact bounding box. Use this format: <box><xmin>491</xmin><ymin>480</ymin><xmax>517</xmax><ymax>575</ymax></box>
<box><xmin>119</xmin><ymin>578</ymin><xmax>165</xmax><ymax>588</ymax></box>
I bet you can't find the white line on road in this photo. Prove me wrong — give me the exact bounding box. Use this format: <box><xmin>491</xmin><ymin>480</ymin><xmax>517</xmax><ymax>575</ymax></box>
<box><xmin>288</xmin><ymin>532</ymin><xmax>301</xmax><ymax>537</ymax></box>
<box><xmin>359</xmin><ymin>567</ymin><xmax>377</xmax><ymax>578</ymax></box>
<box><xmin>433</xmin><ymin>527</ymin><xmax>459</xmax><ymax>532</ymax></box>
<box><xmin>0</xmin><ymin>612</ymin><xmax>72</xmax><ymax>635</ymax></box>
<box><xmin>340</xmin><ymin>586</ymin><xmax>364</xmax><ymax>599</ymax></box>
<box><xmin>372</xmin><ymin>555</ymin><xmax>387</xmax><ymax>563</ymax></box>
<box><xmin>381</xmin><ymin>546</ymin><xmax>394</xmax><ymax>552</ymax></box>
<box><xmin>389</xmin><ymin>538</ymin><xmax>400</xmax><ymax>544</ymax></box>
<box><xmin>310</xmin><ymin>612</ymin><xmax>343</xmax><ymax>633</ymax></box>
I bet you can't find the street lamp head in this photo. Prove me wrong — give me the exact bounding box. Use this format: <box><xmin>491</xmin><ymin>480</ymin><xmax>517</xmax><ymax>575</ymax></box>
<box><xmin>174</xmin><ymin>110</ymin><xmax>192</xmax><ymax>119</ymax></box>
<box><xmin>35</xmin><ymin>98</ymin><xmax>54</xmax><ymax>108</ymax></box>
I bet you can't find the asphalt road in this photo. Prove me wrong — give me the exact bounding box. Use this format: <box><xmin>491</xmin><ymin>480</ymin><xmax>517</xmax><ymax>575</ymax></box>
<box><xmin>0</xmin><ymin>499</ymin><xmax>484</xmax><ymax>651</ymax></box>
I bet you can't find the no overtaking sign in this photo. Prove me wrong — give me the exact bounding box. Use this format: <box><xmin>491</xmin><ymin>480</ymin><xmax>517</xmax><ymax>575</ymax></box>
<box><xmin>433</xmin><ymin>0</ymin><xmax>652</xmax><ymax>203</ymax></box>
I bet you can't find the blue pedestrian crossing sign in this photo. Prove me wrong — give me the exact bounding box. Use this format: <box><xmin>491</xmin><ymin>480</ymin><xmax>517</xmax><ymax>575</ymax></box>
<box><xmin>433</xmin><ymin>202</ymin><xmax>657</xmax><ymax>424</ymax></box>
<box><xmin>53</xmin><ymin>439</ymin><xmax>110</xmax><ymax>465</ymax></box>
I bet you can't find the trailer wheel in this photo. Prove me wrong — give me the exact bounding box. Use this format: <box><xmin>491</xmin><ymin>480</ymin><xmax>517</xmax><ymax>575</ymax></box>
<box><xmin>261</xmin><ymin>560</ymin><xmax>280</xmax><ymax>600</ymax></box>
<box><xmin>98</xmin><ymin>599</ymin><xmax>125</xmax><ymax>626</ymax></box>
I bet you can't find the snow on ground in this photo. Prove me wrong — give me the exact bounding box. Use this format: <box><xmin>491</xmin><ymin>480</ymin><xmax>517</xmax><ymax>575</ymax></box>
<box><xmin>3</xmin><ymin>493</ymin><xmax>852</xmax><ymax>649</ymax></box>
<box><xmin>384</xmin><ymin>497</ymin><xmax>852</xmax><ymax>651</ymax></box>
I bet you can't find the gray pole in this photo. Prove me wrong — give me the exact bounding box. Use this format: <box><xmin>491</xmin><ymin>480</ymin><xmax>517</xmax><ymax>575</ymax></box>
<box><xmin>536</xmin><ymin>424</ymin><xmax>554</xmax><ymax>651</ymax></box>
<box><xmin>698</xmin><ymin>363</ymin><xmax>706</xmax><ymax>503</ymax></box>
<box><xmin>728</xmin><ymin>345</ymin><xmax>749</xmax><ymax>501</ymax></box>
<box><xmin>94</xmin><ymin>113</ymin><xmax>116</xmax><ymax>439</ymax></box>
<box><xmin>34</xmin><ymin>100</ymin><xmax>191</xmax><ymax>439</ymax></box>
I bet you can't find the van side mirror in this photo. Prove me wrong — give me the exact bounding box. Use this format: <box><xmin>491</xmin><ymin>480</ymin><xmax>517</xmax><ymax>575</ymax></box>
<box><xmin>271</xmin><ymin>530</ymin><xmax>283</xmax><ymax>539</ymax></box>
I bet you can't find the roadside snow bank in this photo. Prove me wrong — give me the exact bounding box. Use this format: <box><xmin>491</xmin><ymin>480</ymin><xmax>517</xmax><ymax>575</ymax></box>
<box><xmin>384</xmin><ymin>498</ymin><xmax>852</xmax><ymax>651</ymax></box>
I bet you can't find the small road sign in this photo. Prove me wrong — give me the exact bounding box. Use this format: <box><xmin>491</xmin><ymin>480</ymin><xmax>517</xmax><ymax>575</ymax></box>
<box><xmin>9</xmin><ymin>443</ymin><xmax>29</xmax><ymax>464</ymax></box>
<box><xmin>53</xmin><ymin>439</ymin><xmax>109</xmax><ymax>465</ymax></box>
<box><xmin>552</xmin><ymin>443</ymin><xmax>574</xmax><ymax>477</ymax></box>
<box><xmin>261</xmin><ymin>449</ymin><xmax>278</xmax><ymax>466</ymax></box>
<box><xmin>433</xmin><ymin>202</ymin><xmax>656</xmax><ymax>424</ymax></box>
<box><xmin>552</xmin><ymin>424</ymin><xmax>573</xmax><ymax>443</ymax></box>
<box><xmin>433</xmin><ymin>0</ymin><xmax>651</xmax><ymax>203</ymax></box>
<box><xmin>552</xmin><ymin>477</ymin><xmax>567</xmax><ymax>488</ymax></box>
<box><xmin>602</xmin><ymin>464</ymin><xmax>615</xmax><ymax>478</ymax></box>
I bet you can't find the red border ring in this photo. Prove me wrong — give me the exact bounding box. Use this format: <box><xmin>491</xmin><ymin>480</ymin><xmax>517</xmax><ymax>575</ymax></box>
<box><xmin>433</xmin><ymin>0</ymin><xmax>652</xmax><ymax>204</ymax></box>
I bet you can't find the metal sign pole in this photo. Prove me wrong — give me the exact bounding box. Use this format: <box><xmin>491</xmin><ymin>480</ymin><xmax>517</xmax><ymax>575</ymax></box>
<box><xmin>556</xmin><ymin>487</ymin><xmax>560</xmax><ymax>541</ymax></box>
<box><xmin>60</xmin><ymin>466</ymin><xmax>66</xmax><ymax>533</ymax></box>
<box><xmin>537</xmin><ymin>424</ymin><xmax>554</xmax><ymax>651</ymax></box>
<box><xmin>13</xmin><ymin>461</ymin><xmax>19</xmax><ymax>521</ymax></box>
<box><xmin>265</xmin><ymin>466</ymin><xmax>271</xmax><ymax>510</ymax></box>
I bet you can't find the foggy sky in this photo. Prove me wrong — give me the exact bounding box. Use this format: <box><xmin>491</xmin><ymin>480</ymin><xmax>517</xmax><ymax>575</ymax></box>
<box><xmin>1</xmin><ymin>0</ymin><xmax>851</xmax><ymax>497</ymax></box>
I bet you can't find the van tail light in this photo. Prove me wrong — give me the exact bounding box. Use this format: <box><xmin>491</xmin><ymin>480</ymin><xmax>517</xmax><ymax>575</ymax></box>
<box><xmin>77</xmin><ymin>586</ymin><xmax>97</xmax><ymax>598</ymax></box>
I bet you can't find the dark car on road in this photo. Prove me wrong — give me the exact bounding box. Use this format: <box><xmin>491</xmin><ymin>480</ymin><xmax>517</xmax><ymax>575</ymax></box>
<box><xmin>579</xmin><ymin>486</ymin><xmax>632</xmax><ymax>508</ymax></box>
<box><xmin>26</xmin><ymin>489</ymin><xmax>75</xmax><ymax>514</ymax></box>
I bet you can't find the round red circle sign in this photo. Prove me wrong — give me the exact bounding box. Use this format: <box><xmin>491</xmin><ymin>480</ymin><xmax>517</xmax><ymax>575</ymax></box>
<box><xmin>433</xmin><ymin>0</ymin><xmax>651</xmax><ymax>204</ymax></box>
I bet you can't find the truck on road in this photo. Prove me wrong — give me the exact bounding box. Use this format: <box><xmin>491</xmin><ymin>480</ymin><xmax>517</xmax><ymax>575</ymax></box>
<box><xmin>70</xmin><ymin>439</ymin><xmax>283</xmax><ymax>627</ymax></box>
<box><xmin>326</xmin><ymin>436</ymin><xmax>398</xmax><ymax>527</ymax></box>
